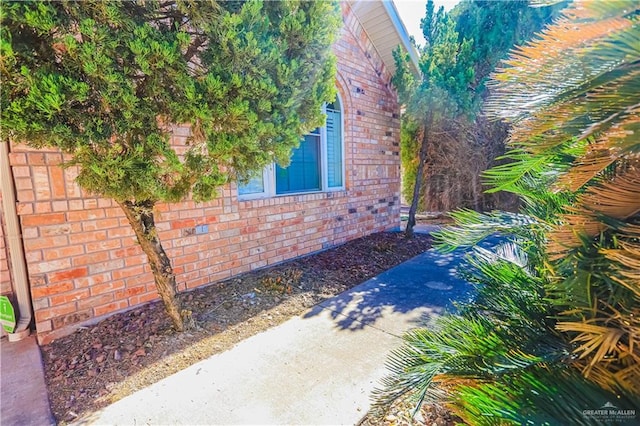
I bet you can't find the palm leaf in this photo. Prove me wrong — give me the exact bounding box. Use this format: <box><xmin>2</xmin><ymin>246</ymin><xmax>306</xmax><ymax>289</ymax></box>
<box><xmin>603</xmin><ymin>238</ymin><xmax>640</xmax><ymax>297</ymax></box>
<box><xmin>514</xmin><ymin>69</ymin><xmax>640</xmax><ymax>153</ymax></box>
<box><xmin>547</xmin><ymin>165</ymin><xmax>640</xmax><ymax>258</ymax></box>
<box><xmin>612</xmin><ymin>363</ymin><xmax>640</xmax><ymax>392</ymax></box>
<box><xmin>556</xmin><ymin>322</ymin><xmax>624</xmax><ymax>363</ymax></box>
<box><xmin>555</xmin><ymin>297</ymin><xmax>640</xmax><ymax>393</ymax></box>
<box><xmin>482</xmin><ymin>147</ymin><xmax>571</xmax><ymax>194</ymax></box>
<box><xmin>579</xmin><ymin>165</ymin><xmax>640</xmax><ymax>218</ymax></box>
<box><xmin>557</xmin><ymin>106</ymin><xmax>640</xmax><ymax>192</ymax></box>
<box><xmin>377</xmin><ymin>2</ymin><xmax>640</xmax><ymax>421</ymax></box>
<box><xmin>486</xmin><ymin>2</ymin><xmax>638</xmax><ymax>126</ymax></box>
<box><xmin>453</xmin><ymin>367</ymin><xmax>639</xmax><ymax>426</ymax></box>
<box><xmin>434</xmin><ymin>209</ymin><xmax>540</xmax><ymax>253</ymax></box>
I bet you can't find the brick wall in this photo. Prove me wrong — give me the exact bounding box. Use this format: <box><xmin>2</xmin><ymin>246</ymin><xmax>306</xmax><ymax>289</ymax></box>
<box><xmin>4</xmin><ymin>3</ymin><xmax>402</xmax><ymax>344</ymax></box>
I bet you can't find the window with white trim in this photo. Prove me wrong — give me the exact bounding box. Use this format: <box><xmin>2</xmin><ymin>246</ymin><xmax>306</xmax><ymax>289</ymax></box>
<box><xmin>238</xmin><ymin>98</ymin><xmax>344</xmax><ymax>199</ymax></box>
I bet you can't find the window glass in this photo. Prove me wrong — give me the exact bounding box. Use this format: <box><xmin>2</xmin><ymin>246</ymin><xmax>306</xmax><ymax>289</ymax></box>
<box><xmin>238</xmin><ymin>173</ymin><xmax>265</xmax><ymax>196</ymax></box>
<box><xmin>237</xmin><ymin>95</ymin><xmax>344</xmax><ymax>199</ymax></box>
<box><xmin>276</xmin><ymin>131</ymin><xmax>321</xmax><ymax>194</ymax></box>
<box><xmin>326</xmin><ymin>100</ymin><xmax>342</xmax><ymax>188</ymax></box>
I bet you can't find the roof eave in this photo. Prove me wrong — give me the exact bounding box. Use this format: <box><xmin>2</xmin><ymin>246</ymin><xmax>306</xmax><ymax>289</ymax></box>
<box><xmin>381</xmin><ymin>0</ymin><xmax>420</xmax><ymax>75</ymax></box>
<box><xmin>347</xmin><ymin>0</ymin><xmax>420</xmax><ymax>79</ymax></box>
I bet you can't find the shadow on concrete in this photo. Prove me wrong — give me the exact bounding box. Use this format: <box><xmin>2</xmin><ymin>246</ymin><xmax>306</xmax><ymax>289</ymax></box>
<box><xmin>303</xmin><ymin>236</ymin><xmax>501</xmax><ymax>334</ymax></box>
<box><xmin>31</xmin><ymin>231</ymin><xmax>435</xmax><ymax>424</ymax></box>
<box><xmin>46</xmin><ymin>232</ymin><xmax>503</xmax><ymax>426</ymax></box>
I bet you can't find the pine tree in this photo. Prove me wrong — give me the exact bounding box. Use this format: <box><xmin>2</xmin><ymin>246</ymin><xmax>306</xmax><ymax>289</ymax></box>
<box><xmin>1</xmin><ymin>0</ymin><xmax>340</xmax><ymax>331</ymax></box>
<box><xmin>453</xmin><ymin>0</ymin><xmax>563</xmax><ymax>93</ymax></box>
<box><xmin>393</xmin><ymin>0</ymin><xmax>475</xmax><ymax>236</ymax></box>
<box><xmin>398</xmin><ymin>0</ymin><xmax>561</xmax><ymax>215</ymax></box>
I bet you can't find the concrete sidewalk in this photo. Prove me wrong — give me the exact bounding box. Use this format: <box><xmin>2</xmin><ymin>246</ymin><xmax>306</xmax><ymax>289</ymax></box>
<box><xmin>0</xmin><ymin>335</ymin><xmax>55</xmax><ymax>426</ymax></box>
<box><xmin>0</xmin><ymin>226</ymin><xmax>481</xmax><ymax>426</ymax></box>
<box><xmin>81</xmin><ymin>231</ymin><xmax>475</xmax><ymax>425</ymax></box>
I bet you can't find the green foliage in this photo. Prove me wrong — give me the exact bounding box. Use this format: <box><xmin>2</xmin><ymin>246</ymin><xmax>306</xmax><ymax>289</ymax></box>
<box><xmin>398</xmin><ymin>0</ymin><xmax>561</xmax><ymax>212</ymax></box>
<box><xmin>398</xmin><ymin>119</ymin><xmax>420</xmax><ymax>204</ymax></box>
<box><xmin>452</xmin><ymin>367</ymin><xmax>637</xmax><ymax>426</ymax></box>
<box><xmin>1</xmin><ymin>0</ymin><xmax>340</xmax><ymax>331</ymax></box>
<box><xmin>1</xmin><ymin>0</ymin><xmax>340</xmax><ymax>203</ymax></box>
<box><xmin>376</xmin><ymin>1</ymin><xmax>640</xmax><ymax>422</ymax></box>
<box><xmin>394</xmin><ymin>0</ymin><xmax>475</xmax><ymax>213</ymax></box>
<box><xmin>484</xmin><ymin>0</ymin><xmax>640</xmax><ymax>391</ymax></box>
<box><xmin>376</xmin><ymin>226</ymin><xmax>640</xmax><ymax>422</ymax></box>
<box><xmin>374</xmin><ymin>231</ymin><xmax>639</xmax><ymax>423</ymax></box>
<box><xmin>394</xmin><ymin>0</ymin><xmax>475</xmax><ymax>122</ymax></box>
<box><xmin>452</xmin><ymin>0</ymin><xmax>565</xmax><ymax>94</ymax></box>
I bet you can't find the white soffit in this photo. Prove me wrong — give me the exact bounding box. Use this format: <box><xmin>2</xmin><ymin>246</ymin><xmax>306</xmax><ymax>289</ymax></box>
<box><xmin>347</xmin><ymin>0</ymin><xmax>420</xmax><ymax>77</ymax></box>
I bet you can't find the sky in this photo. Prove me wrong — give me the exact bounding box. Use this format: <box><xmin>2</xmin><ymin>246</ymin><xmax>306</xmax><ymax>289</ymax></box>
<box><xmin>393</xmin><ymin>0</ymin><xmax>461</xmax><ymax>47</ymax></box>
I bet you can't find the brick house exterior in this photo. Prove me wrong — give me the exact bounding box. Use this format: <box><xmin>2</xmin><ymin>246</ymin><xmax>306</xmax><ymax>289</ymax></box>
<box><xmin>0</xmin><ymin>1</ymin><xmax>418</xmax><ymax>344</ymax></box>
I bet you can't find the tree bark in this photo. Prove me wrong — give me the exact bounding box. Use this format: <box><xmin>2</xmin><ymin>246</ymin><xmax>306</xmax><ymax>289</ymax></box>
<box><xmin>472</xmin><ymin>172</ymin><xmax>481</xmax><ymax>212</ymax></box>
<box><xmin>117</xmin><ymin>200</ymin><xmax>191</xmax><ymax>331</ymax></box>
<box><xmin>405</xmin><ymin>126</ymin><xmax>429</xmax><ymax>238</ymax></box>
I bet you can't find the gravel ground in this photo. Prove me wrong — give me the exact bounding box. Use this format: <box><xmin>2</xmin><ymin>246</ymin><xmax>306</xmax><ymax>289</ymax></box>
<box><xmin>40</xmin><ymin>231</ymin><xmax>444</xmax><ymax>424</ymax></box>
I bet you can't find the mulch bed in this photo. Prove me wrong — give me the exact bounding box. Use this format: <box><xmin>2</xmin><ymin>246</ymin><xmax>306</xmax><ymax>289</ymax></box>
<box><xmin>41</xmin><ymin>231</ymin><xmax>436</xmax><ymax>424</ymax></box>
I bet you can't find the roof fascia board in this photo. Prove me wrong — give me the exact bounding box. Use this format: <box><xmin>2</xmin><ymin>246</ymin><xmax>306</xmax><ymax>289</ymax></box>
<box><xmin>382</xmin><ymin>0</ymin><xmax>420</xmax><ymax>75</ymax></box>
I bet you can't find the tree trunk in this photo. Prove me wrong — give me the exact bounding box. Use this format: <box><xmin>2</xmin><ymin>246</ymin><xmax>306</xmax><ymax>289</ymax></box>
<box><xmin>472</xmin><ymin>172</ymin><xmax>481</xmax><ymax>212</ymax></box>
<box><xmin>117</xmin><ymin>200</ymin><xmax>191</xmax><ymax>331</ymax></box>
<box><xmin>406</xmin><ymin>126</ymin><xmax>429</xmax><ymax>238</ymax></box>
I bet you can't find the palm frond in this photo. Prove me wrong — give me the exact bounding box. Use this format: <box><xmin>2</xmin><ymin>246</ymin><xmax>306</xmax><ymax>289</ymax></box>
<box><xmin>434</xmin><ymin>209</ymin><xmax>539</xmax><ymax>252</ymax></box>
<box><xmin>603</xmin><ymin>238</ymin><xmax>640</xmax><ymax>298</ymax></box>
<box><xmin>453</xmin><ymin>367</ymin><xmax>640</xmax><ymax>426</ymax></box>
<box><xmin>612</xmin><ymin>363</ymin><xmax>640</xmax><ymax>392</ymax></box>
<box><xmin>372</xmin><ymin>316</ymin><xmax>491</xmax><ymax>411</ymax></box>
<box><xmin>372</xmin><ymin>313</ymin><xmax>564</xmax><ymax>414</ymax></box>
<box><xmin>462</xmin><ymin>246</ymin><xmax>550</xmax><ymax>329</ymax></box>
<box><xmin>556</xmin><ymin>303</ymin><xmax>640</xmax><ymax>394</ymax></box>
<box><xmin>378</xmin><ymin>2</ymin><xmax>640</xmax><ymax>421</ymax></box>
<box><xmin>573</xmin><ymin>0</ymin><xmax>640</xmax><ymax>21</ymax></box>
<box><xmin>482</xmin><ymin>147</ymin><xmax>570</xmax><ymax>194</ymax></box>
<box><xmin>579</xmin><ymin>164</ymin><xmax>640</xmax><ymax>218</ymax></box>
<box><xmin>557</xmin><ymin>322</ymin><xmax>625</xmax><ymax>363</ymax></box>
<box><xmin>557</xmin><ymin>106</ymin><xmax>640</xmax><ymax>191</ymax></box>
<box><xmin>373</xmin><ymin>240</ymin><xmax>569</xmax><ymax>416</ymax></box>
<box><xmin>492</xmin><ymin>242</ymin><xmax>529</xmax><ymax>269</ymax></box>
<box><xmin>547</xmin><ymin>165</ymin><xmax>640</xmax><ymax>258</ymax></box>
<box><xmin>512</xmin><ymin>69</ymin><xmax>640</xmax><ymax>153</ymax></box>
<box><xmin>486</xmin><ymin>2</ymin><xmax>638</xmax><ymax>125</ymax></box>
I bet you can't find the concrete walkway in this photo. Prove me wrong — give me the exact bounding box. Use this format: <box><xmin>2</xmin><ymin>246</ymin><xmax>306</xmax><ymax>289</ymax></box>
<box><xmin>0</xmin><ymin>335</ymin><xmax>55</xmax><ymax>426</ymax></box>
<box><xmin>82</xmin><ymin>229</ymin><xmax>475</xmax><ymax>425</ymax></box>
<box><xmin>0</xmin><ymin>226</ymin><xmax>483</xmax><ymax>426</ymax></box>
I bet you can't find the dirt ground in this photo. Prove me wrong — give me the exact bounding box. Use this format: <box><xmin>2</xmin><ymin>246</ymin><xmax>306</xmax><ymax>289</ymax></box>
<box><xmin>360</xmin><ymin>398</ymin><xmax>461</xmax><ymax>426</ymax></box>
<box><xmin>41</xmin><ymin>230</ymin><xmax>453</xmax><ymax>424</ymax></box>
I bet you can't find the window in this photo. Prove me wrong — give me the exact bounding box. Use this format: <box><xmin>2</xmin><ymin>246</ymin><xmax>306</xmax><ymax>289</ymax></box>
<box><xmin>325</xmin><ymin>101</ymin><xmax>343</xmax><ymax>188</ymax></box>
<box><xmin>237</xmin><ymin>166</ymin><xmax>273</xmax><ymax>199</ymax></box>
<box><xmin>238</xmin><ymin>97</ymin><xmax>344</xmax><ymax>199</ymax></box>
<box><xmin>276</xmin><ymin>130</ymin><xmax>321</xmax><ymax>194</ymax></box>
<box><xmin>237</xmin><ymin>172</ymin><xmax>267</xmax><ymax>196</ymax></box>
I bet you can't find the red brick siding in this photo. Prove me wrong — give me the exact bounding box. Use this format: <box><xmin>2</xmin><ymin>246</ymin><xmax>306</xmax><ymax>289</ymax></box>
<box><xmin>6</xmin><ymin>4</ymin><xmax>402</xmax><ymax>344</ymax></box>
